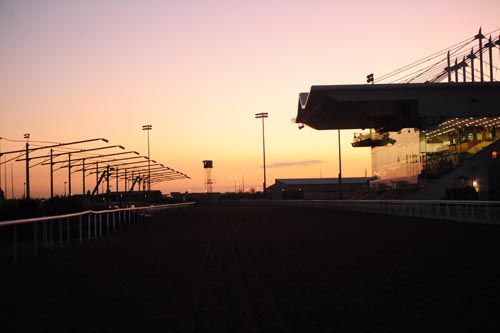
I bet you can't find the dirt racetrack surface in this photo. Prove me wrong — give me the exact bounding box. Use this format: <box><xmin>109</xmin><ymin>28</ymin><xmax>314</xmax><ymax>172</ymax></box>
<box><xmin>1</xmin><ymin>202</ymin><xmax>500</xmax><ymax>332</ymax></box>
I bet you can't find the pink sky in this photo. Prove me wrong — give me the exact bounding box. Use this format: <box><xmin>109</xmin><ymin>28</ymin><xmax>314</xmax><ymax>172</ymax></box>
<box><xmin>1</xmin><ymin>0</ymin><xmax>499</xmax><ymax>197</ymax></box>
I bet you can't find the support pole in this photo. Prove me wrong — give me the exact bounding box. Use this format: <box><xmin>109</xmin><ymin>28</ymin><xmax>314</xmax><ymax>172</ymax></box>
<box><xmin>106</xmin><ymin>165</ymin><xmax>110</xmax><ymax>193</ymax></box>
<box><xmin>50</xmin><ymin>149</ymin><xmax>54</xmax><ymax>198</ymax></box>
<box><xmin>338</xmin><ymin>129</ymin><xmax>342</xmax><ymax>200</ymax></box>
<box><xmin>82</xmin><ymin>158</ymin><xmax>86</xmax><ymax>195</ymax></box>
<box><xmin>447</xmin><ymin>51</ymin><xmax>451</xmax><ymax>82</ymax></box>
<box><xmin>95</xmin><ymin>161</ymin><xmax>99</xmax><ymax>195</ymax></box>
<box><xmin>116</xmin><ymin>166</ymin><xmax>119</xmax><ymax>193</ymax></box>
<box><xmin>468</xmin><ymin>48</ymin><xmax>475</xmax><ymax>82</ymax></box>
<box><xmin>462</xmin><ymin>57</ymin><xmax>466</xmax><ymax>82</ymax></box>
<box><xmin>147</xmin><ymin>130</ymin><xmax>151</xmax><ymax>193</ymax></box>
<box><xmin>25</xmin><ymin>142</ymin><xmax>30</xmax><ymax>199</ymax></box>
<box><xmin>262</xmin><ymin>117</ymin><xmax>267</xmax><ymax>192</ymax></box>
<box><xmin>68</xmin><ymin>153</ymin><xmax>72</xmax><ymax>196</ymax></box>
<box><xmin>454</xmin><ymin>58</ymin><xmax>458</xmax><ymax>83</ymax></box>
<box><xmin>476</xmin><ymin>28</ymin><xmax>485</xmax><ymax>82</ymax></box>
<box><xmin>486</xmin><ymin>36</ymin><xmax>494</xmax><ymax>82</ymax></box>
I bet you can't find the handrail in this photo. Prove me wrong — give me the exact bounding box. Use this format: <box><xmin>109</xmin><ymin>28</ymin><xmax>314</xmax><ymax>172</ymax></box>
<box><xmin>274</xmin><ymin>200</ymin><xmax>500</xmax><ymax>224</ymax></box>
<box><xmin>0</xmin><ymin>202</ymin><xmax>196</xmax><ymax>227</ymax></box>
<box><xmin>1</xmin><ymin>202</ymin><xmax>196</xmax><ymax>263</ymax></box>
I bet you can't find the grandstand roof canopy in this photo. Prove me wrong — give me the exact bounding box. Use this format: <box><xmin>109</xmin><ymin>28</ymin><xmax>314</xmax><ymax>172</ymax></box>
<box><xmin>295</xmin><ymin>82</ymin><xmax>500</xmax><ymax>131</ymax></box>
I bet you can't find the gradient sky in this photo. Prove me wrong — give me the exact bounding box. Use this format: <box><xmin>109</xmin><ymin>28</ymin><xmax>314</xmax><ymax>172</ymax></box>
<box><xmin>1</xmin><ymin>0</ymin><xmax>499</xmax><ymax>197</ymax></box>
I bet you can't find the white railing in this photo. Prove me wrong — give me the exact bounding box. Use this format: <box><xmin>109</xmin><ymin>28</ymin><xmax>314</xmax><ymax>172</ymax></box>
<box><xmin>274</xmin><ymin>200</ymin><xmax>500</xmax><ymax>224</ymax></box>
<box><xmin>0</xmin><ymin>202</ymin><xmax>196</xmax><ymax>263</ymax></box>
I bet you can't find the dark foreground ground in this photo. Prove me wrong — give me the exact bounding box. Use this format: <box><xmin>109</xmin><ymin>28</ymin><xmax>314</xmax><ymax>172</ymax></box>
<box><xmin>1</xmin><ymin>202</ymin><xmax>500</xmax><ymax>332</ymax></box>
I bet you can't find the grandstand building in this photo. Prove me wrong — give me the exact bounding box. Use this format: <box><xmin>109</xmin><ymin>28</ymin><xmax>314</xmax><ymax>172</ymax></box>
<box><xmin>295</xmin><ymin>29</ymin><xmax>500</xmax><ymax>200</ymax></box>
<box><xmin>296</xmin><ymin>83</ymin><xmax>500</xmax><ymax>200</ymax></box>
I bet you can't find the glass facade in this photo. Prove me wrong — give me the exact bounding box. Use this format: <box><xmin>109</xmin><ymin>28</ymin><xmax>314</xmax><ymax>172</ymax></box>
<box><xmin>366</xmin><ymin>117</ymin><xmax>500</xmax><ymax>186</ymax></box>
<box><xmin>371</xmin><ymin>129</ymin><xmax>422</xmax><ymax>184</ymax></box>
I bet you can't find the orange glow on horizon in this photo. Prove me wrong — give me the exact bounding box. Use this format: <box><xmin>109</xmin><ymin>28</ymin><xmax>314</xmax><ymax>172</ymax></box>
<box><xmin>1</xmin><ymin>1</ymin><xmax>498</xmax><ymax>197</ymax></box>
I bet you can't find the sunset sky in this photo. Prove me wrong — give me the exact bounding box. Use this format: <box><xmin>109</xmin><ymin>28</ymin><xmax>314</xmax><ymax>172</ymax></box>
<box><xmin>1</xmin><ymin>0</ymin><xmax>499</xmax><ymax>197</ymax></box>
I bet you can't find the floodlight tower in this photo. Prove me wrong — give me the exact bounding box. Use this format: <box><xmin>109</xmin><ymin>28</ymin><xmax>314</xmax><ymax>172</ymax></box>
<box><xmin>142</xmin><ymin>124</ymin><xmax>152</xmax><ymax>193</ymax></box>
<box><xmin>255</xmin><ymin>112</ymin><xmax>268</xmax><ymax>192</ymax></box>
<box><xmin>203</xmin><ymin>160</ymin><xmax>214</xmax><ymax>193</ymax></box>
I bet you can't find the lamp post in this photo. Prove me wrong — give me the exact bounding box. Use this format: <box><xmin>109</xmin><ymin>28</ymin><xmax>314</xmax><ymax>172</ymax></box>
<box><xmin>338</xmin><ymin>129</ymin><xmax>343</xmax><ymax>200</ymax></box>
<box><xmin>242</xmin><ymin>174</ymin><xmax>248</xmax><ymax>193</ymax></box>
<box><xmin>142</xmin><ymin>124</ymin><xmax>152</xmax><ymax>195</ymax></box>
<box><xmin>230</xmin><ymin>176</ymin><xmax>237</xmax><ymax>193</ymax></box>
<box><xmin>255</xmin><ymin>113</ymin><xmax>268</xmax><ymax>192</ymax></box>
<box><xmin>24</xmin><ymin>133</ymin><xmax>30</xmax><ymax>199</ymax></box>
<box><xmin>3</xmin><ymin>137</ymin><xmax>109</xmax><ymax>199</ymax></box>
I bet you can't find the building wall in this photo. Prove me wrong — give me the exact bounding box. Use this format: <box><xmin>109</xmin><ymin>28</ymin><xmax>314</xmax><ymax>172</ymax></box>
<box><xmin>267</xmin><ymin>182</ymin><xmax>368</xmax><ymax>200</ymax></box>
<box><xmin>409</xmin><ymin>140</ymin><xmax>500</xmax><ymax>200</ymax></box>
<box><xmin>371</xmin><ymin>129</ymin><xmax>422</xmax><ymax>183</ymax></box>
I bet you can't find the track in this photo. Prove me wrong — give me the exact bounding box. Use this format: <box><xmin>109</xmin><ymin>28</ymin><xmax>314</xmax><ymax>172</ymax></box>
<box><xmin>1</xmin><ymin>202</ymin><xmax>500</xmax><ymax>331</ymax></box>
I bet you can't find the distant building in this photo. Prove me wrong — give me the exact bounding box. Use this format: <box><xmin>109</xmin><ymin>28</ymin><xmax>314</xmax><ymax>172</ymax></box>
<box><xmin>267</xmin><ymin>178</ymin><xmax>373</xmax><ymax>200</ymax></box>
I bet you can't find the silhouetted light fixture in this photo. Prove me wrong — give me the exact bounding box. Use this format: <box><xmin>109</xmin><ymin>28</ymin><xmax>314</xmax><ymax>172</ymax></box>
<box><xmin>255</xmin><ymin>113</ymin><xmax>268</xmax><ymax>192</ymax></box>
<box><xmin>142</xmin><ymin>124</ymin><xmax>152</xmax><ymax>194</ymax></box>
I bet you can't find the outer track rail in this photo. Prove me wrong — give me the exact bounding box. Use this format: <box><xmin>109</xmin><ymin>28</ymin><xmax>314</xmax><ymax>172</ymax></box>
<box><xmin>274</xmin><ymin>200</ymin><xmax>500</xmax><ymax>224</ymax></box>
<box><xmin>0</xmin><ymin>202</ymin><xmax>195</xmax><ymax>263</ymax></box>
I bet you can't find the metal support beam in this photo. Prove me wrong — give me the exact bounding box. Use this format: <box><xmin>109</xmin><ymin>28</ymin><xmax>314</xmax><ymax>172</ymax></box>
<box><xmin>92</xmin><ymin>169</ymin><xmax>107</xmax><ymax>196</ymax></box>
<box><xmin>476</xmin><ymin>28</ymin><xmax>485</xmax><ymax>82</ymax></box>
<box><xmin>50</xmin><ymin>149</ymin><xmax>54</xmax><ymax>198</ymax></box>
<box><xmin>106</xmin><ymin>165</ymin><xmax>110</xmax><ymax>193</ymax></box>
<box><xmin>485</xmin><ymin>36</ymin><xmax>495</xmax><ymax>82</ymax></box>
<box><xmin>95</xmin><ymin>161</ymin><xmax>99</xmax><ymax>195</ymax></box>
<box><xmin>25</xmin><ymin>142</ymin><xmax>30</xmax><ymax>199</ymax></box>
<box><xmin>82</xmin><ymin>158</ymin><xmax>86</xmax><ymax>195</ymax></box>
<box><xmin>68</xmin><ymin>153</ymin><xmax>72</xmax><ymax>196</ymax></box>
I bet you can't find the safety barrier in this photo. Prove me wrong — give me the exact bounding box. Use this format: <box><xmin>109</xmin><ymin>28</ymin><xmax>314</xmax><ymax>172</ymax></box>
<box><xmin>275</xmin><ymin>200</ymin><xmax>500</xmax><ymax>224</ymax></box>
<box><xmin>0</xmin><ymin>202</ymin><xmax>195</xmax><ymax>263</ymax></box>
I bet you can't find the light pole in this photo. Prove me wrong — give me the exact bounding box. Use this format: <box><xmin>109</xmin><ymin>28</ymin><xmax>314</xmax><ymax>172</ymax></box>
<box><xmin>142</xmin><ymin>124</ymin><xmax>152</xmax><ymax>195</ymax></box>
<box><xmin>338</xmin><ymin>129</ymin><xmax>342</xmax><ymax>200</ymax></box>
<box><xmin>230</xmin><ymin>176</ymin><xmax>237</xmax><ymax>193</ymax></box>
<box><xmin>255</xmin><ymin>113</ymin><xmax>268</xmax><ymax>192</ymax></box>
<box><xmin>64</xmin><ymin>181</ymin><xmax>67</xmax><ymax>197</ymax></box>
<box><xmin>242</xmin><ymin>174</ymin><xmax>248</xmax><ymax>193</ymax></box>
<box><xmin>3</xmin><ymin>137</ymin><xmax>109</xmax><ymax>199</ymax></box>
<box><xmin>24</xmin><ymin>133</ymin><xmax>30</xmax><ymax>199</ymax></box>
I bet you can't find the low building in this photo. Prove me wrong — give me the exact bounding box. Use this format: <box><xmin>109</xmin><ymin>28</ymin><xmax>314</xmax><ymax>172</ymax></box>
<box><xmin>267</xmin><ymin>178</ymin><xmax>373</xmax><ymax>200</ymax></box>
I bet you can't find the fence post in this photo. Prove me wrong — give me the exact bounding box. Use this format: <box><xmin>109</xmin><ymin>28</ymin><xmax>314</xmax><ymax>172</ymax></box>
<box><xmin>43</xmin><ymin>221</ymin><xmax>48</xmax><ymax>248</ymax></box>
<box><xmin>34</xmin><ymin>222</ymin><xmax>38</xmax><ymax>256</ymax></box>
<box><xmin>13</xmin><ymin>225</ymin><xmax>18</xmax><ymax>263</ymax></box>
<box><xmin>79</xmin><ymin>215</ymin><xmax>83</xmax><ymax>243</ymax></box>
<box><xmin>50</xmin><ymin>220</ymin><xmax>54</xmax><ymax>248</ymax></box>
<box><xmin>87</xmin><ymin>214</ymin><xmax>91</xmax><ymax>241</ymax></box>
<box><xmin>67</xmin><ymin>218</ymin><xmax>71</xmax><ymax>243</ymax></box>
<box><xmin>59</xmin><ymin>219</ymin><xmax>63</xmax><ymax>247</ymax></box>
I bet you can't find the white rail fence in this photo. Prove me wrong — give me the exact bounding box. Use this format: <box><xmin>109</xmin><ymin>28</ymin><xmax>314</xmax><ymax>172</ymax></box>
<box><xmin>0</xmin><ymin>202</ymin><xmax>195</xmax><ymax>263</ymax></box>
<box><xmin>275</xmin><ymin>200</ymin><xmax>500</xmax><ymax>224</ymax></box>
